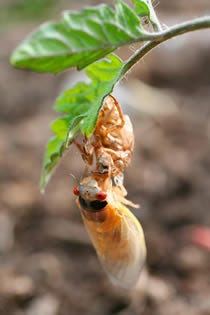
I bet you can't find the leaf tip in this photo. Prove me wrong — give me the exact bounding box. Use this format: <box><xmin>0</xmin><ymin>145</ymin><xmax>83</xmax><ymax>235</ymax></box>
<box><xmin>39</xmin><ymin>174</ymin><xmax>47</xmax><ymax>193</ymax></box>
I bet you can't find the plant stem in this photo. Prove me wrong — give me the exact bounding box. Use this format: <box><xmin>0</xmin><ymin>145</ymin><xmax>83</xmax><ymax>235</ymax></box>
<box><xmin>123</xmin><ymin>15</ymin><xmax>210</xmax><ymax>74</ymax></box>
<box><xmin>146</xmin><ymin>0</ymin><xmax>162</xmax><ymax>31</ymax></box>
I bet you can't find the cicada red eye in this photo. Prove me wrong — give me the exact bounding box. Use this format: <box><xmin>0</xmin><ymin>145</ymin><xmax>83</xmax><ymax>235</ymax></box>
<box><xmin>96</xmin><ymin>191</ymin><xmax>107</xmax><ymax>200</ymax></box>
<box><xmin>73</xmin><ymin>186</ymin><xmax>80</xmax><ymax>196</ymax></box>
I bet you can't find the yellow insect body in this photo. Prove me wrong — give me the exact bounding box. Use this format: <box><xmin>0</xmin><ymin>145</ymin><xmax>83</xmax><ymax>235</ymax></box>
<box><xmin>78</xmin><ymin>198</ymin><xmax>146</xmax><ymax>289</ymax></box>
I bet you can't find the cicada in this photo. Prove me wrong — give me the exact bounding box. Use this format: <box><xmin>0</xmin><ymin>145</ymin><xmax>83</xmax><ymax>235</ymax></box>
<box><xmin>73</xmin><ymin>175</ymin><xmax>146</xmax><ymax>289</ymax></box>
<box><xmin>73</xmin><ymin>95</ymin><xmax>146</xmax><ymax>288</ymax></box>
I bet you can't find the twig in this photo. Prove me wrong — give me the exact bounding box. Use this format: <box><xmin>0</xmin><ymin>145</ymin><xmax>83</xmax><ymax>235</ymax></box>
<box><xmin>123</xmin><ymin>16</ymin><xmax>210</xmax><ymax>74</ymax></box>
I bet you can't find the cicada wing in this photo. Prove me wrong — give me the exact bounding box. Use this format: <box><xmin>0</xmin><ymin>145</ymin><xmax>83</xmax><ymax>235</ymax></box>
<box><xmin>100</xmin><ymin>206</ymin><xmax>146</xmax><ymax>289</ymax></box>
<box><xmin>80</xmin><ymin>203</ymin><xmax>146</xmax><ymax>289</ymax></box>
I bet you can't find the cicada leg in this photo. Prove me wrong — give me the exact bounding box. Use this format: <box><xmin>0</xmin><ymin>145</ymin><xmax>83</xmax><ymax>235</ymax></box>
<box><xmin>73</xmin><ymin>138</ymin><xmax>95</xmax><ymax>176</ymax></box>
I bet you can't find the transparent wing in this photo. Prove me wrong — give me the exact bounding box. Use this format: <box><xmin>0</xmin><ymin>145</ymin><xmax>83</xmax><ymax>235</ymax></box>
<box><xmin>80</xmin><ymin>202</ymin><xmax>146</xmax><ymax>289</ymax></box>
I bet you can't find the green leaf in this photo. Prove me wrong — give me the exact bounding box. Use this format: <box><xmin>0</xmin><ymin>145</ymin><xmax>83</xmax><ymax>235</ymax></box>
<box><xmin>40</xmin><ymin>115</ymin><xmax>85</xmax><ymax>190</ymax></box>
<box><xmin>132</xmin><ymin>0</ymin><xmax>150</xmax><ymax>17</ymax></box>
<box><xmin>55</xmin><ymin>54</ymin><xmax>124</xmax><ymax>136</ymax></box>
<box><xmin>10</xmin><ymin>1</ymin><xmax>146</xmax><ymax>73</ymax></box>
<box><xmin>40</xmin><ymin>53</ymin><xmax>124</xmax><ymax>189</ymax></box>
<box><xmin>51</xmin><ymin>116</ymin><xmax>73</xmax><ymax>139</ymax></box>
<box><xmin>131</xmin><ymin>0</ymin><xmax>161</xmax><ymax>31</ymax></box>
<box><xmin>40</xmin><ymin>136</ymin><xmax>65</xmax><ymax>191</ymax></box>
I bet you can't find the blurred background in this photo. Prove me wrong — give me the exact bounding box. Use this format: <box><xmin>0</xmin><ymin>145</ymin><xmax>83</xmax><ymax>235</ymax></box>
<box><xmin>1</xmin><ymin>1</ymin><xmax>210</xmax><ymax>314</ymax></box>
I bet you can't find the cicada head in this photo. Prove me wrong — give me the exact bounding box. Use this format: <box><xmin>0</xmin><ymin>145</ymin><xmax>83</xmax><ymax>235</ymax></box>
<box><xmin>73</xmin><ymin>176</ymin><xmax>109</xmax><ymax>212</ymax></box>
<box><xmin>78</xmin><ymin>176</ymin><xmax>100</xmax><ymax>200</ymax></box>
<box><xmin>74</xmin><ymin>175</ymin><xmax>112</xmax><ymax>200</ymax></box>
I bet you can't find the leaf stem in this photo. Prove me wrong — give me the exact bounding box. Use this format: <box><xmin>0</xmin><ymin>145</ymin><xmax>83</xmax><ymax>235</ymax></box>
<box><xmin>123</xmin><ymin>15</ymin><xmax>210</xmax><ymax>74</ymax></box>
<box><xmin>146</xmin><ymin>0</ymin><xmax>162</xmax><ymax>31</ymax></box>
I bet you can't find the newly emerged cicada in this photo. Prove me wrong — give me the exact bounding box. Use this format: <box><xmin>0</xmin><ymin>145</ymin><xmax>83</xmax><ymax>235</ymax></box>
<box><xmin>73</xmin><ymin>95</ymin><xmax>146</xmax><ymax>288</ymax></box>
<box><xmin>73</xmin><ymin>175</ymin><xmax>146</xmax><ymax>289</ymax></box>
